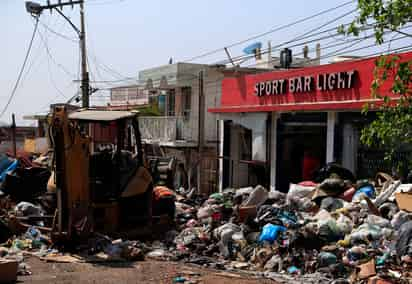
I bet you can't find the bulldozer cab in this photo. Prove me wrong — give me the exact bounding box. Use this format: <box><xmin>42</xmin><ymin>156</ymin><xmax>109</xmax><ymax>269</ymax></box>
<box><xmin>50</xmin><ymin>106</ymin><xmax>153</xmax><ymax>238</ymax></box>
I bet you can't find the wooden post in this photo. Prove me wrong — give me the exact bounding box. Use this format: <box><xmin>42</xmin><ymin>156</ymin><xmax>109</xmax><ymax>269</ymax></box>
<box><xmin>197</xmin><ymin>70</ymin><xmax>205</xmax><ymax>193</ymax></box>
<box><xmin>326</xmin><ymin>111</ymin><xmax>336</xmax><ymax>163</ymax></box>
<box><xmin>270</xmin><ymin>112</ymin><xmax>278</xmax><ymax>191</ymax></box>
<box><xmin>11</xmin><ymin>113</ymin><xmax>16</xmax><ymax>157</ymax></box>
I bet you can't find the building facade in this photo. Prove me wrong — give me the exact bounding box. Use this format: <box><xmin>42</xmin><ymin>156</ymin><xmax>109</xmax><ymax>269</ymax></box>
<box><xmin>125</xmin><ymin>63</ymin><xmax>227</xmax><ymax>193</ymax></box>
<box><xmin>109</xmin><ymin>85</ymin><xmax>148</xmax><ymax>108</ymax></box>
<box><xmin>210</xmin><ymin>51</ymin><xmax>412</xmax><ymax>192</ymax></box>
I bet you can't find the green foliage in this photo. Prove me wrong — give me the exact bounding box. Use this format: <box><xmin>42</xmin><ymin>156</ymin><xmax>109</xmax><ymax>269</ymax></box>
<box><xmin>343</xmin><ymin>0</ymin><xmax>412</xmax><ymax>165</ymax></box>
<box><xmin>134</xmin><ymin>104</ymin><xmax>161</xmax><ymax>116</ymax></box>
<box><xmin>360</xmin><ymin>55</ymin><xmax>412</xmax><ymax>163</ymax></box>
<box><xmin>347</xmin><ymin>0</ymin><xmax>412</xmax><ymax>44</ymax></box>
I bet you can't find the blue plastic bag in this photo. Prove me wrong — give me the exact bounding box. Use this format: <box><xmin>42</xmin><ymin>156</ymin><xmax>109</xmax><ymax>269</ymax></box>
<box><xmin>352</xmin><ymin>184</ymin><xmax>375</xmax><ymax>201</ymax></box>
<box><xmin>0</xmin><ymin>159</ymin><xmax>18</xmax><ymax>182</ymax></box>
<box><xmin>258</xmin><ymin>224</ymin><xmax>286</xmax><ymax>243</ymax></box>
<box><xmin>0</xmin><ymin>154</ymin><xmax>12</xmax><ymax>174</ymax></box>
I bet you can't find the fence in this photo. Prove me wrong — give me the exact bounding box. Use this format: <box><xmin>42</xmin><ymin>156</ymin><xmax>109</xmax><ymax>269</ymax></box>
<box><xmin>139</xmin><ymin>116</ymin><xmax>196</xmax><ymax>142</ymax></box>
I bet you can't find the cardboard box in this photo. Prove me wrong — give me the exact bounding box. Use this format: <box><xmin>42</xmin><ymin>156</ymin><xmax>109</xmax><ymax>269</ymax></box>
<box><xmin>238</xmin><ymin>206</ymin><xmax>257</xmax><ymax>223</ymax></box>
<box><xmin>395</xmin><ymin>192</ymin><xmax>412</xmax><ymax>212</ymax></box>
<box><xmin>357</xmin><ymin>259</ymin><xmax>376</xmax><ymax>280</ymax></box>
<box><xmin>0</xmin><ymin>259</ymin><xmax>18</xmax><ymax>283</ymax></box>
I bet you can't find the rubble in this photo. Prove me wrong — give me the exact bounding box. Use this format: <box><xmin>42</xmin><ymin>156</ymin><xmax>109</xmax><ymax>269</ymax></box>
<box><xmin>2</xmin><ymin>159</ymin><xmax>412</xmax><ymax>283</ymax></box>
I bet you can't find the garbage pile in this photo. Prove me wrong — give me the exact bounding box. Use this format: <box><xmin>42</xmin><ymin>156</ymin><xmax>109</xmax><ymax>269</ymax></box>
<box><xmin>2</xmin><ymin>159</ymin><xmax>412</xmax><ymax>283</ymax></box>
<box><xmin>155</xmin><ymin>164</ymin><xmax>412</xmax><ymax>283</ymax></box>
<box><xmin>0</xmin><ymin>152</ymin><xmax>51</xmax><ymax>281</ymax></box>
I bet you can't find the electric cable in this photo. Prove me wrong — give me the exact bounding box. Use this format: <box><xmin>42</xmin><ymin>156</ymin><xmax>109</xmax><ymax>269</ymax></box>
<box><xmin>220</xmin><ymin>8</ymin><xmax>360</xmax><ymax>66</ymax></box>
<box><xmin>0</xmin><ymin>16</ymin><xmax>40</xmax><ymax>118</ymax></box>
<box><xmin>85</xmin><ymin>13</ymin><xmax>367</xmax><ymax>85</ymax></box>
<box><xmin>39</xmin><ymin>19</ymin><xmax>78</xmax><ymax>43</ymax></box>
<box><xmin>95</xmin><ymin>34</ymin><xmax>411</xmax><ymax>91</ymax></box>
<box><xmin>183</xmin><ymin>0</ymin><xmax>354</xmax><ymax>62</ymax></box>
<box><xmin>245</xmin><ymin>34</ymin><xmax>410</xmax><ymax>68</ymax></box>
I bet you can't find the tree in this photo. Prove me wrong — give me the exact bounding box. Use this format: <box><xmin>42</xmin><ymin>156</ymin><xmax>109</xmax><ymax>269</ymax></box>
<box><xmin>341</xmin><ymin>0</ymin><xmax>412</xmax><ymax>172</ymax></box>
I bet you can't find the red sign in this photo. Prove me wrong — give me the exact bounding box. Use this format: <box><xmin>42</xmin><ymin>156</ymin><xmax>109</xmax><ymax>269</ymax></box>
<box><xmin>210</xmin><ymin>51</ymin><xmax>412</xmax><ymax>113</ymax></box>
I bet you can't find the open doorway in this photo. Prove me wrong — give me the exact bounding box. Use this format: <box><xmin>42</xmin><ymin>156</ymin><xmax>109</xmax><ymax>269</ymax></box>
<box><xmin>276</xmin><ymin>113</ymin><xmax>327</xmax><ymax>192</ymax></box>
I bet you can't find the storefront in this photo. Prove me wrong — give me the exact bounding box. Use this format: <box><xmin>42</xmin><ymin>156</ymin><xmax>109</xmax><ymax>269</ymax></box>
<box><xmin>210</xmin><ymin>51</ymin><xmax>412</xmax><ymax>192</ymax></box>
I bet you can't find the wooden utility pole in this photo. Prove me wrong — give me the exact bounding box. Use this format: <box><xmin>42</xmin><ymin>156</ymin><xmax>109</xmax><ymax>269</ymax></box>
<box><xmin>79</xmin><ymin>1</ymin><xmax>89</xmax><ymax>108</ymax></box>
<box><xmin>197</xmin><ymin>70</ymin><xmax>205</xmax><ymax>193</ymax></box>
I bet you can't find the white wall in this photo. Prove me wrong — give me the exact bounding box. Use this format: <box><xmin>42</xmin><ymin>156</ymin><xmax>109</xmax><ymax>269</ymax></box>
<box><xmin>220</xmin><ymin>113</ymin><xmax>268</xmax><ymax>162</ymax></box>
<box><xmin>204</xmin><ymin>68</ymin><xmax>223</xmax><ymax>143</ymax></box>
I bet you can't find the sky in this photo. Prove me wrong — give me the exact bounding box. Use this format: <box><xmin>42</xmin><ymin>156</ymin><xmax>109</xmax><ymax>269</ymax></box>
<box><xmin>1</xmin><ymin>0</ymin><xmax>411</xmax><ymax>125</ymax></box>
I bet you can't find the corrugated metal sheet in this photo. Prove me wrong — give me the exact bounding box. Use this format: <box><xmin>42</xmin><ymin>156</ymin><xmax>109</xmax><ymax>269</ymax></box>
<box><xmin>68</xmin><ymin>110</ymin><xmax>136</xmax><ymax>122</ymax></box>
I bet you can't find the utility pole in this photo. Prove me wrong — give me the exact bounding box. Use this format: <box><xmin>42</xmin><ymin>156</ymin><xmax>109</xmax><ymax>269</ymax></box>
<box><xmin>197</xmin><ymin>70</ymin><xmax>205</xmax><ymax>193</ymax></box>
<box><xmin>79</xmin><ymin>1</ymin><xmax>89</xmax><ymax>108</ymax></box>
<box><xmin>25</xmin><ymin>1</ymin><xmax>89</xmax><ymax>108</ymax></box>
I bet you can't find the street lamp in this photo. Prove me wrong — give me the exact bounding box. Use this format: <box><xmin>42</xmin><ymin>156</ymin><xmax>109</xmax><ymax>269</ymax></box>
<box><xmin>24</xmin><ymin>1</ymin><xmax>90</xmax><ymax>108</ymax></box>
<box><xmin>25</xmin><ymin>1</ymin><xmax>43</xmax><ymax>16</ymax></box>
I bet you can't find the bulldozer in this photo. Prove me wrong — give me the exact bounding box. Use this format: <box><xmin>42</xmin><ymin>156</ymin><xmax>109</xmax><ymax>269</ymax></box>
<box><xmin>48</xmin><ymin>105</ymin><xmax>153</xmax><ymax>240</ymax></box>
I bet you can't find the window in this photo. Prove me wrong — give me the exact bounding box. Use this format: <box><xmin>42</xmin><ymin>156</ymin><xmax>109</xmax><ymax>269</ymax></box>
<box><xmin>111</xmin><ymin>89</ymin><xmax>127</xmax><ymax>102</ymax></box>
<box><xmin>181</xmin><ymin>87</ymin><xmax>191</xmax><ymax>118</ymax></box>
<box><xmin>167</xmin><ymin>89</ymin><xmax>175</xmax><ymax>116</ymax></box>
<box><xmin>127</xmin><ymin>87</ymin><xmax>139</xmax><ymax>101</ymax></box>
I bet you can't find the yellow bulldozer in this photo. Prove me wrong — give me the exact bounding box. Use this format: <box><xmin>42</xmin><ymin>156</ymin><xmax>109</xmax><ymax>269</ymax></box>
<box><xmin>49</xmin><ymin>105</ymin><xmax>153</xmax><ymax>240</ymax></box>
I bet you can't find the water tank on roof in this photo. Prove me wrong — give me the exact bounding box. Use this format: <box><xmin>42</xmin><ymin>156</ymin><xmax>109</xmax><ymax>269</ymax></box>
<box><xmin>243</xmin><ymin>42</ymin><xmax>262</xmax><ymax>55</ymax></box>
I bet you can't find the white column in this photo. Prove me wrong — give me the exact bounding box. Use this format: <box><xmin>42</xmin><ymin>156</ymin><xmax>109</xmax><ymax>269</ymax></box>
<box><xmin>218</xmin><ymin>119</ymin><xmax>224</xmax><ymax>192</ymax></box>
<box><xmin>270</xmin><ymin>112</ymin><xmax>278</xmax><ymax>191</ymax></box>
<box><xmin>326</xmin><ymin>111</ymin><xmax>337</xmax><ymax>163</ymax></box>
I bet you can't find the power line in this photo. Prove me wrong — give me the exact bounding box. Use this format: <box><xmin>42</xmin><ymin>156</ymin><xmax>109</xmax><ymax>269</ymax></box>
<box><xmin>19</xmin><ymin>14</ymin><xmax>61</xmax><ymax>90</ymax></box>
<box><xmin>183</xmin><ymin>0</ymin><xmax>354</xmax><ymax>62</ymax></box>
<box><xmin>45</xmin><ymin>35</ymin><xmax>68</xmax><ymax>99</ymax></box>
<box><xmin>220</xmin><ymin>8</ymin><xmax>359</xmax><ymax>66</ymax></box>
<box><xmin>30</xmin><ymin>11</ymin><xmax>78</xmax><ymax>111</ymax></box>
<box><xmin>249</xmin><ymin>26</ymin><xmax>412</xmax><ymax>68</ymax></box>
<box><xmin>0</xmin><ymin>17</ymin><xmax>40</xmax><ymax>118</ymax></box>
<box><xmin>39</xmin><ymin>19</ymin><xmax>78</xmax><ymax>43</ymax></box>
<box><xmin>85</xmin><ymin>0</ymin><xmax>125</xmax><ymax>5</ymax></box>
<box><xmin>225</xmin><ymin>22</ymin><xmax>410</xmax><ymax>68</ymax></box>
<box><xmin>88</xmin><ymin>8</ymin><xmax>359</xmax><ymax>86</ymax></box>
<box><xmin>94</xmin><ymin>22</ymin><xmax>375</xmax><ymax>86</ymax></box>
<box><xmin>97</xmin><ymin>36</ymin><xmax>411</xmax><ymax>91</ymax></box>
<box><xmin>244</xmin><ymin>35</ymin><xmax>408</xmax><ymax>68</ymax></box>
<box><xmin>320</xmin><ymin>37</ymin><xmax>410</xmax><ymax>61</ymax></box>
<box><xmin>37</xmin><ymin>25</ymin><xmax>77</xmax><ymax>78</ymax></box>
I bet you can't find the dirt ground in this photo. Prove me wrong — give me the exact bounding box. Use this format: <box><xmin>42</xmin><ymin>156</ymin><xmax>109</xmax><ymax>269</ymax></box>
<box><xmin>20</xmin><ymin>256</ymin><xmax>278</xmax><ymax>284</ymax></box>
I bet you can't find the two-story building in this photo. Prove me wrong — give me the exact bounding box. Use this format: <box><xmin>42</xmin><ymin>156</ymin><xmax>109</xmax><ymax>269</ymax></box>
<box><xmin>107</xmin><ymin>63</ymin><xmax>226</xmax><ymax>193</ymax></box>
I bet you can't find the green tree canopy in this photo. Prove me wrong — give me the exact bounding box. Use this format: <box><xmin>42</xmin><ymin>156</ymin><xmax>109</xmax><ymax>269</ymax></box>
<box><xmin>343</xmin><ymin>0</ymin><xmax>412</xmax><ymax>169</ymax></box>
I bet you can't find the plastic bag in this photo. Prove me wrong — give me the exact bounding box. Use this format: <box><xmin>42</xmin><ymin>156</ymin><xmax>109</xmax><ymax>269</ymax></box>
<box><xmin>391</xmin><ymin>211</ymin><xmax>412</xmax><ymax>230</ymax></box>
<box><xmin>320</xmin><ymin>197</ymin><xmax>344</xmax><ymax>212</ymax></box>
<box><xmin>395</xmin><ymin>220</ymin><xmax>412</xmax><ymax>257</ymax></box>
<box><xmin>313</xmin><ymin>162</ymin><xmax>355</xmax><ymax>182</ymax></box>
<box><xmin>286</xmin><ymin>184</ymin><xmax>315</xmax><ymax>211</ymax></box>
<box><xmin>242</xmin><ymin>185</ymin><xmax>268</xmax><ymax>207</ymax></box>
<box><xmin>209</xmin><ymin>192</ymin><xmax>224</xmax><ymax>203</ymax></box>
<box><xmin>258</xmin><ymin>224</ymin><xmax>286</xmax><ymax>243</ymax></box>
<box><xmin>336</xmin><ymin>214</ymin><xmax>353</xmax><ymax>235</ymax></box>
<box><xmin>318</xmin><ymin>252</ymin><xmax>337</xmax><ymax>267</ymax></box>
<box><xmin>352</xmin><ymin>185</ymin><xmax>375</xmax><ymax>202</ymax></box>
<box><xmin>349</xmin><ymin>223</ymin><xmax>385</xmax><ymax>244</ymax></box>
<box><xmin>366</xmin><ymin>215</ymin><xmax>391</xmax><ymax>228</ymax></box>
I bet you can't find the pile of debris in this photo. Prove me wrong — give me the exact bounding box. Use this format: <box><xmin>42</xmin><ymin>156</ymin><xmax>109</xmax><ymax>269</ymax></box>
<box><xmin>153</xmin><ymin>164</ymin><xmax>412</xmax><ymax>283</ymax></box>
<box><xmin>2</xmin><ymin>160</ymin><xmax>412</xmax><ymax>283</ymax></box>
<box><xmin>0</xmin><ymin>151</ymin><xmax>51</xmax><ymax>282</ymax></box>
